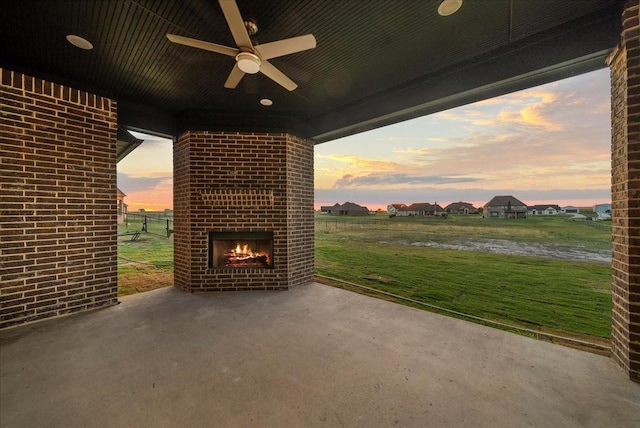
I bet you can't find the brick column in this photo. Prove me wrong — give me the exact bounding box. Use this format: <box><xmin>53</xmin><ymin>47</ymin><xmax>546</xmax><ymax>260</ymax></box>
<box><xmin>0</xmin><ymin>69</ymin><xmax>118</xmax><ymax>328</ymax></box>
<box><xmin>607</xmin><ymin>0</ymin><xmax>640</xmax><ymax>382</ymax></box>
<box><xmin>173</xmin><ymin>131</ymin><xmax>314</xmax><ymax>291</ymax></box>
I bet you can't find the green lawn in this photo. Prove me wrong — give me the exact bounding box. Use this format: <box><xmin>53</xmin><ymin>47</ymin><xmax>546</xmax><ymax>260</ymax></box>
<box><xmin>315</xmin><ymin>213</ymin><xmax>612</xmax><ymax>340</ymax></box>
<box><xmin>115</xmin><ymin>211</ymin><xmax>613</xmax><ymax>341</ymax></box>
<box><xmin>117</xmin><ymin>216</ymin><xmax>174</xmax><ymax>296</ymax></box>
<box><xmin>316</xmin><ymin>212</ymin><xmax>612</xmax><ymax>249</ymax></box>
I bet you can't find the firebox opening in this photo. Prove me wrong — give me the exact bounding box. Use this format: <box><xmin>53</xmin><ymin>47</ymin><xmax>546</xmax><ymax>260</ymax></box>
<box><xmin>209</xmin><ymin>231</ymin><xmax>274</xmax><ymax>269</ymax></box>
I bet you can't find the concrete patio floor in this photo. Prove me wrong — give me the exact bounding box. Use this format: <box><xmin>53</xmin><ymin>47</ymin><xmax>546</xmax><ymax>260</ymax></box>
<box><xmin>1</xmin><ymin>283</ymin><xmax>639</xmax><ymax>427</ymax></box>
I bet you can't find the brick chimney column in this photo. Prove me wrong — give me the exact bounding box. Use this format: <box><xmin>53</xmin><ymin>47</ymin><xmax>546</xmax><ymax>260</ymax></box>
<box><xmin>173</xmin><ymin>131</ymin><xmax>314</xmax><ymax>291</ymax></box>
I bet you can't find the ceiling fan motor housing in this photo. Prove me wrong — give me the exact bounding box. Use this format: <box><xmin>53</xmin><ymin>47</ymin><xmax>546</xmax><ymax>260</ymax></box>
<box><xmin>244</xmin><ymin>19</ymin><xmax>258</xmax><ymax>36</ymax></box>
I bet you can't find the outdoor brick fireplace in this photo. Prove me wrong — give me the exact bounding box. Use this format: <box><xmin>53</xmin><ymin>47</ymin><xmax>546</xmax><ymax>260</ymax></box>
<box><xmin>209</xmin><ymin>231</ymin><xmax>274</xmax><ymax>269</ymax></box>
<box><xmin>173</xmin><ymin>131</ymin><xmax>314</xmax><ymax>291</ymax></box>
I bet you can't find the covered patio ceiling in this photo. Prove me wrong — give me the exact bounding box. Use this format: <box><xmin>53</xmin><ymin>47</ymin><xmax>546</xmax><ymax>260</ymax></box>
<box><xmin>0</xmin><ymin>0</ymin><xmax>622</xmax><ymax>142</ymax></box>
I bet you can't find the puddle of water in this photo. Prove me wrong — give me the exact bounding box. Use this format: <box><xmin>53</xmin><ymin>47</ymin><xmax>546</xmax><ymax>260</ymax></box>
<box><xmin>386</xmin><ymin>238</ymin><xmax>611</xmax><ymax>263</ymax></box>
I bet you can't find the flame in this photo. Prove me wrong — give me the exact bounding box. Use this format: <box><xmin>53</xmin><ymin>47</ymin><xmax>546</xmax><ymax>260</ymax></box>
<box><xmin>226</xmin><ymin>241</ymin><xmax>270</xmax><ymax>266</ymax></box>
<box><xmin>235</xmin><ymin>244</ymin><xmax>251</xmax><ymax>255</ymax></box>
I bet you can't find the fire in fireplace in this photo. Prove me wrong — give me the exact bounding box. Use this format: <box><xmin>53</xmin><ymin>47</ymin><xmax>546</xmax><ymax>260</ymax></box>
<box><xmin>209</xmin><ymin>231</ymin><xmax>273</xmax><ymax>269</ymax></box>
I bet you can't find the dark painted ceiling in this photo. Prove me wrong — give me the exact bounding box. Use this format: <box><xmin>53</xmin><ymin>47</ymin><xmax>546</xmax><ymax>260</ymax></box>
<box><xmin>0</xmin><ymin>0</ymin><xmax>623</xmax><ymax>142</ymax></box>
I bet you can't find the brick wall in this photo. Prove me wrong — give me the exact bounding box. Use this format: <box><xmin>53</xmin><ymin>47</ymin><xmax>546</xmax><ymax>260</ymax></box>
<box><xmin>0</xmin><ymin>68</ymin><xmax>118</xmax><ymax>328</ymax></box>
<box><xmin>174</xmin><ymin>131</ymin><xmax>314</xmax><ymax>291</ymax></box>
<box><xmin>607</xmin><ymin>0</ymin><xmax>640</xmax><ymax>382</ymax></box>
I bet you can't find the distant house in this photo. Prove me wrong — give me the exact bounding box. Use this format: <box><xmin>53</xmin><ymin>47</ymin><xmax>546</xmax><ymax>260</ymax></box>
<box><xmin>321</xmin><ymin>202</ymin><xmax>369</xmax><ymax>215</ymax></box>
<box><xmin>320</xmin><ymin>203</ymin><xmax>340</xmax><ymax>214</ymax></box>
<box><xmin>397</xmin><ymin>202</ymin><xmax>445</xmax><ymax>217</ymax></box>
<box><xmin>445</xmin><ymin>201</ymin><xmax>477</xmax><ymax>215</ymax></box>
<box><xmin>593</xmin><ymin>203</ymin><xmax>611</xmax><ymax>214</ymax></box>
<box><xmin>483</xmin><ymin>195</ymin><xmax>527</xmax><ymax>219</ymax></box>
<box><xmin>387</xmin><ymin>203</ymin><xmax>407</xmax><ymax>216</ymax></box>
<box><xmin>593</xmin><ymin>203</ymin><xmax>612</xmax><ymax>220</ymax></box>
<box><xmin>561</xmin><ymin>206</ymin><xmax>580</xmax><ymax>214</ymax></box>
<box><xmin>527</xmin><ymin>204</ymin><xmax>561</xmax><ymax>215</ymax></box>
<box><xmin>117</xmin><ymin>188</ymin><xmax>128</xmax><ymax>224</ymax></box>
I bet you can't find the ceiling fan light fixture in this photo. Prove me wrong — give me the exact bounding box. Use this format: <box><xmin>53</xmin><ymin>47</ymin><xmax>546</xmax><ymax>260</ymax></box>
<box><xmin>438</xmin><ymin>0</ymin><xmax>463</xmax><ymax>16</ymax></box>
<box><xmin>260</xmin><ymin>98</ymin><xmax>273</xmax><ymax>106</ymax></box>
<box><xmin>66</xmin><ymin>34</ymin><xmax>93</xmax><ymax>50</ymax></box>
<box><xmin>236</xmin><ymin>52</ymin><xmax>261</xmax><ymax>74</ymax></box>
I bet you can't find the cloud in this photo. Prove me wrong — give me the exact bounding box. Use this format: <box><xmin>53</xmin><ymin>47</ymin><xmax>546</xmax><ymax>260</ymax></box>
<box><xmin>430</xmin><ymin>87</ymin><xmax>576</xmax><ymax>132</ymax></box>
<box><xmin>318</xmin><ymin>89</ymin><xmax>610</xmax><ymax>193</ymax></box>
<box><xmin>512</xmin><ymin>90</ymin><xmax>557</xmax><ymax>104</ymax></box>
<box><xmin>332</xmin><ymin>173</ymin><xmax>479</xmax><ymax>188</ymax></box>
<box><xmin>117</xmin><ymin>173</ymin><xmax>172</xmax><ymax>192</ymax></box>
<box><xmin>392</xmin><ymin>147</ymin><xmax>432</xmax><ymax>154</ymax></box>
<box><xmin>117</xmin><ymin>139</ymin><xmax>173</xmax><ymax>178</ymax></box>
<box><xmin>117</xmin><ymin>172</ymin><xmax>173</xmax><ymax>211</ymax></box>
<box><xmin>326</xmin><ymin>154</ymin><xmax>401</xmax><ymax>171</ymax></box>
<box><xmin>520</xmin><ymin>105</ymin><xmax>563</xmax><ymax>131</ymax></box>
<box><xmin>469</xmin><ymin>91</ymin><xmax>564</xmax><ymax>130</ymax></box>
<box><xmin>398</xmin><ymin>89</ymin><xmax>610</xmax><ymax>178</ymax></box>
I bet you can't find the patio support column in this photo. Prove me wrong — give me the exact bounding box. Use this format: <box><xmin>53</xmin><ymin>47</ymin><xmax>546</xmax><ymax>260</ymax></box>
<box><xmin>0</xmin><ymin>68</ymin><xmax>119</xmax><ymax>328</ymax></box>
<box><xmin>607</xmin><ymin>0</ymin><xmax>640</xmax><ymax>382</ymax></box>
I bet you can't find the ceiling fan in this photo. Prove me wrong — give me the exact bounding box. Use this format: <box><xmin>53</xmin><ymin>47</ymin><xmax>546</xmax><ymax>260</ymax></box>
<box><xmin>166</xmin><ymin>0</ymin><xmax>316</xmax><ymax>91</ymax></box>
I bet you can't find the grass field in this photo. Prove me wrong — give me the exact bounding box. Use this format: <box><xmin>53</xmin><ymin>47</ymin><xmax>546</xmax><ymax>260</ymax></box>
<box><xmin>316</xmin><ymin>211</ymin><xmax>611</xmax><ymax>249</ymax></box>
<box><xmin>117</xmin><ymin>214</ymin><xmax>174</xmax><ymax>296</ymax></box>
<box><xmin>116</xmin><ymin>210</ymin><xmax>613</xmax><ymax>343</ymax></box>
<box><xmin>315</xmin><ymin>212</ymin><xmax>612</xmax><ymax>341</ymax></box>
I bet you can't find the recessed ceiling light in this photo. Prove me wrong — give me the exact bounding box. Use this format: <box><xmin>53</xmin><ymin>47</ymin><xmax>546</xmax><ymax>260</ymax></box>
<box><xmin>66</xmin><ymin>34</ymin><xmax>93</xmax><ymax>50</ymax></box>
<box><xmin>438</xmin><ymin>0</ymin><xmax>463</xmax><ymax>16</ymax></box>
<box><xmin>260</xmin><ymin>98</ymin><xmax>273</xmax><ymax>106</ymax></box>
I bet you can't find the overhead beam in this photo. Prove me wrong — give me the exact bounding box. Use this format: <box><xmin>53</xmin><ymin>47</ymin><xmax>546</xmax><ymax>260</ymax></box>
<box><xmin>118</xmin><ymin>101</ymin><xmax>178</xmax><ymax>139</ymax></box>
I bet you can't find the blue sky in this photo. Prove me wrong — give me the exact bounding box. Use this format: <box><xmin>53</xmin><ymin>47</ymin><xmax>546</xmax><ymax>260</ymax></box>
<box><xmin>118</xmin><ymin>68</ymin><xmax>611</xmax><ymax>211</ymax></box>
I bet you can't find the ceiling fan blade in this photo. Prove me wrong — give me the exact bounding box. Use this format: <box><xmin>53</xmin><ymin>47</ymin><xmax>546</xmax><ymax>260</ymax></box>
<box><xmin>255</xmin><ymin>35</ymin><xmax>316</xmax><ymax>60</ymax></box>
<box><xmin>260</xmin><ymin>60</ymin><xmax>297</xmax><ymax>91</ymax></box>
<box><xmin>166</xmin><ymin>34</ymin><xmax>238</xmax><ymax>57</ymax></box>
<box><xmin>219</xmin><ymin>0</ymin><xmax>253</xmax><ymax>49</ymax></box>
<box><xmin>224</xmin><ymin>64</ymin><xmax>245</xmax><ymax>89</ymax></box>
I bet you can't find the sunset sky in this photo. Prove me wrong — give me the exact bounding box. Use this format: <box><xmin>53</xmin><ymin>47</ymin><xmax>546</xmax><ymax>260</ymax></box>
<box><xmin>117</xmin><ymin>68</ymin><xmax>611</xmax><ymax>212</ymax></box>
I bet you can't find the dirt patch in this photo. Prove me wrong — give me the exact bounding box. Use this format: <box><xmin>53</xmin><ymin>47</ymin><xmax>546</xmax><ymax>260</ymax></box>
<box><xmin>118</xmin><ymin>262</ymin><xmax>173</xmax><ymax>296</ymax></box>
<box><xmin>381</xmin><ymin>238</ymin><xmax>611</xmax><ymax>263</ymax></box>
<box><xmin>536</xmin><ymin>326</ymin><xmax>611</xmax><ymax>356</ymax></box>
